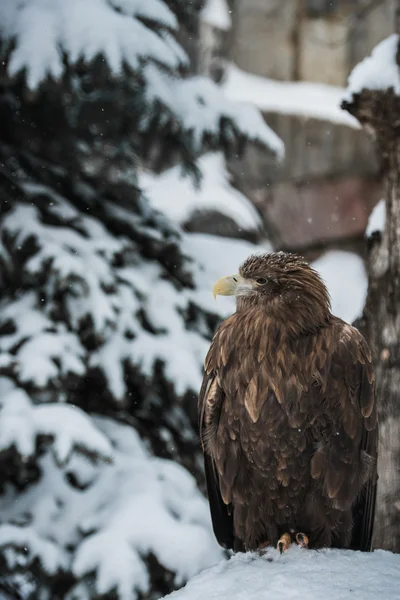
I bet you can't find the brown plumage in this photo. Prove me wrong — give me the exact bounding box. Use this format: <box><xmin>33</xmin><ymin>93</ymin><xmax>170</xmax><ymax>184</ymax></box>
<box><xmin>198</xmin><ymin>252</ymin><xmax>377</xmax><ymax>552</ymax></box>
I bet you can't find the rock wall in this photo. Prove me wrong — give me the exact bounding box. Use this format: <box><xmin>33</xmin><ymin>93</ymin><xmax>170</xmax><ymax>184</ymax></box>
<box><xmin>230</xmin><ymin>0</ymin><xmax>396</xmax><ymax>85</ymax></box>
<box><xmin>229</xmin><ymin>112</ymin><xmax>382</xmax><ymax>250</ymax></box>
<box><xmin>194</xmin><ymin>1</ymin><xmax>394</xmax><ymax>252</ymax></box>
<box><xmin>225</xmin><ymin>0</ymin><xmax>394</xmax><ymax>251</ymax></box>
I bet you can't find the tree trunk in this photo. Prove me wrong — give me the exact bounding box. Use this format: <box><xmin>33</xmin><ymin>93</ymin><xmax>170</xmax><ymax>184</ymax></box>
<box><xmin>343</xmin><ymin>83</ymin><xmax>400</xmax><ymax>551</ymax></box>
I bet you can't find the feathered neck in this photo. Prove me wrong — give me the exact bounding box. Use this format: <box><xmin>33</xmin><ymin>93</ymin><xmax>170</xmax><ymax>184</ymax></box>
<box><xmin>236</xmin><ymin>293</ymin><xmax>331</xmax><ymax>337</ymax></box>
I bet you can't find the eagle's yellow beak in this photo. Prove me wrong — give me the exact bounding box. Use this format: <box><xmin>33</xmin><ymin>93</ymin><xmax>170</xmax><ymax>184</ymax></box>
<box><xmin>213</xmin><ymin>274</ymin><xmax>242</xmax><ymax>299</ymax></box>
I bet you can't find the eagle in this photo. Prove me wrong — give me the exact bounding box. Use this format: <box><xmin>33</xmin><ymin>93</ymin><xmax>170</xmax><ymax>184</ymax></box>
<box><xmin>198</xmin><ymin>252</ymin><xmax>377</xmax><ymax>554</ymax></box>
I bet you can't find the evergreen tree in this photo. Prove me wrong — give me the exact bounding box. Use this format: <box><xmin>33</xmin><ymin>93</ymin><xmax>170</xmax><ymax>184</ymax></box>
<box><xmin>0</xmin><ymin>1</ymin><xmax>281</xmax><ymax>597</ymax></box>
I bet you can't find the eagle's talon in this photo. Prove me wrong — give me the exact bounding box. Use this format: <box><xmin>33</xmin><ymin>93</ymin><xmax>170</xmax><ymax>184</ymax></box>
<box><xmin>295</xmin><ymin>532</ymin><xmax>309</xmax><ymax>549</ymax></box>
<box><xmin>277</xmin><ymin>532</ymin><xmax>292</xmax><ymax>554</ymax></box>
<box><xmin>257</xmin><ymin>540</ymin><xmax>271</xmax><ymax>554</ymax></box>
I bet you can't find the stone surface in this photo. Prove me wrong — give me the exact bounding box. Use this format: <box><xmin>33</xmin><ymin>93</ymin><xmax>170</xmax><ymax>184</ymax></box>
<box><xmin>228</xmin><ymin>110</ymin><xmax>382</xmax><ymax>250</ymax></box>
<box><xmin>230</xmin><ymin>0</ymin><xmax>298</xmax><ymax>80</ymax></box>
<box><xmin>348</xmin><ymin>0</ymin><xmax>396</xmax><ymax>75</ymax></box>
<box><xmin>299</xmin><ymin>16</ymin><xmax>348</xmax><ymax>86</ymax></box>
<box><xmin>230</xmin><ymin>0</ymin><xmax>395</xmax><ymax>85</ymax></box>
<box><xmin>255</xmin><ymin>176</ymin><xmax>382</xmax><ymax>249</ymax></box>
<box><xmin>220</xmin><ymin>0</ymin><xmax>391</xmax><ymax>251</ymax></box>
<box><xmin>229</xmin><ymin>113</ymin><xmax>379</xmax><ymax>190</ymax></box>
<box><xmin>183</xmin><ymin>209</ymin><xmax>260</xmax><ymax>243</ymax></box>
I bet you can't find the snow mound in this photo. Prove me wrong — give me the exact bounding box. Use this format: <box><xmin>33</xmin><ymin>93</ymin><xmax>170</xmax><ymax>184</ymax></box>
<box><xmin>141</xmin><ymin>153</ymin><xmax>262</xmax><ymax>232</ymax></box>
<box><xmin>164</xmin><ymin>547</ymin><xmax>400</xmax><ymax>600</ymax></box>
<box><xmin>345</xmin><ymin>34</ymin><xmax>400</xmax><ymax>100</ymax></box>
<box><xmin>366</xmin><ymin>199</ymin><xmax>386</xmax><ymax>237</ymax></box>
<box><xmin>224</xmin><ymin>64</ymin><xmax>360</xmax><ymax>128</ymax></box>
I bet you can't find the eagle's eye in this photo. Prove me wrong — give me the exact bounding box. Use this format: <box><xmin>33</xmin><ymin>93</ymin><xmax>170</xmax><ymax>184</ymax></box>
<box><xmin>255</xmin><ymin>277</ymin><xmax>267</xmax><ymax>285</ymax></box>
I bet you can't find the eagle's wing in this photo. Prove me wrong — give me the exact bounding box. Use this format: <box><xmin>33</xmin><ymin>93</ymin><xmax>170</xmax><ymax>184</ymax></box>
<box><xmin>198</xmin><ymin>370</ymin><xmax>234</xmax><ymax>550</ymax></box>
<box><xmin>310</xmin><ymin>321</ymin><xmax>377</xmax><ymax>550</ymax></box>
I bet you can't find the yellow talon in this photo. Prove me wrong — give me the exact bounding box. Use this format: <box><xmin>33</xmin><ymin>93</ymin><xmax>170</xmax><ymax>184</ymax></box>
<box><xmin>277</xmin><ymin>532</ymin><xmax>292</xmax><ymax>554</ymax></box>
<box><xmin>295</xmin><ymin>532</ymin><xmax>309</xmax><ymax>548</ymax></box>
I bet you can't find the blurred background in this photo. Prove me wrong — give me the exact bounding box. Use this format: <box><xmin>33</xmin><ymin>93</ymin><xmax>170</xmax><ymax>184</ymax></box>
<box><xmin>196</xmin><ymin>0</ymin><xmax>390</xmax><ymax>257</ymax></box>
<box><xmin>0</xmin><ymin>1</ymin><xmax>395</xmax><ymax>599</ymax></box>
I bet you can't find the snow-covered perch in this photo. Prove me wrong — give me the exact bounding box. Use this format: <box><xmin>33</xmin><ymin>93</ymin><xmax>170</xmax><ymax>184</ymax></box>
<box><xmin>164</xmin><ymin>548</ymin><xmax>400</xmax><ymax>600</ymax></box>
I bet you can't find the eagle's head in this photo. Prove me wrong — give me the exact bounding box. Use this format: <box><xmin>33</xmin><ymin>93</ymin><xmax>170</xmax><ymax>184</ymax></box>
<box><xmin>213</xmin><ymin>252</ymin><xmax>331</xmax><ymax>330</ymax></box>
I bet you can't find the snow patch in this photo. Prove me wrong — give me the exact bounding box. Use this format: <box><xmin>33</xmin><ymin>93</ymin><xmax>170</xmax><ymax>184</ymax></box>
<box><xmin>164</xmin><ymin>547</ymin><xmax>400</xmax><ymax>600</ymax></box>
<box><xmin>345</xmin><ymin>34</ymin><xmax>400</xmax><ymax>100</ymax></box>
<box><xmin>312</xmin><ymin>250</ymin><xmax>367</xmax><ymax>325</ymax></box>
<box><xmin>0</xmin><ymin>379</ymin><xmax>112</xmax><ymax>462</ymax></box>
<box><xmin>201</xmin><ymin>0</ymin><xmax>231</xmax><ymax>31</ymax></box>
<box><xmin>224</xmin><ymin>63</ymin><xmax>360</xmax><ymax>128</ymax></box>
<box><xmin>143</xmin><ymin>65</ymin><xmax>284</xmax><ymax>157</ymax></box>
<box><xmin>141</xmin><ymin>153</ymin><xmax>262</xmax><ymax>232</ymax></box>
<box><xmin>366</xmin><ymin>199</ymin><xmax>386</xmax><ymax>237</ymax></box>
<box><xmin>0</xmin><ymin>0</ymin><xmax>185</xmax><ymax>89</ymax></box>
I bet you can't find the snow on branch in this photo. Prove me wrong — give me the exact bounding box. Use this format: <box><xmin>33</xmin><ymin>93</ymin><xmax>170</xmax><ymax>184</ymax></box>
<box><xmin>0</xmin><ymin>0</ymin><xmax>186</xmax><ymax>89</ymax></box>
<box><xmin>344</xmin><ymin>34</ymin><xmax>400</xmax><ymax>101</ymax></box>
<box><xmin>0</xmin><ymin>524</ymin><xmax>65</xmax><ymax>575</ymax></box>
<box><xmin>144</xmin><ymin>64</ymin><xmax>284</xmax><ymax>156</ymax></box>
<box><xmin>4</xmin><ymin>201</ymin><xmax>123</xmax><ymax>336</ymax></box>
<box><xmin>166</xmin><ymin>548</ymin><xmax>400</xmax><ymax>600</ymax></box>
<box><xmin>1</xmin><ymin>188</ymin><xmax>216</xmax><ymax>399</ymax></box>
<box><xmin>0</xmin><ymin>377</ymin><xmax>112</xmax><ymax>462</ymax></box>
<box><xmin>0</xmin><ymin>292</ymin><xmax>86</xmax><ymax>388</ymax></box>
<box><xmin>0</xmin><ymin>2</ymin><xmax>283</xmax><ymax>159</ymax></box>
<box><xmin>0</xmin><ymin>418</ymin><xmax>222</xmax><ymax>600</ymax></box>
<box><xmin>109</xmin><ymin>0</ymin><xmax>178</xmax><ymax>29</ymax></box>
<box><xmin>225</xmin><ymin>64</ymin><xmax>359</xmax><ymax>129</ymax></box>
<box><xmin>140</xmin><ymin>153</ymin><xmax>262</xmax><ymax>234</ymax></box>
